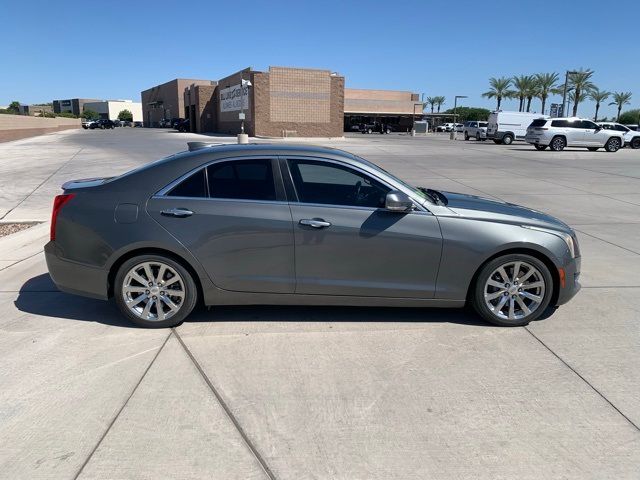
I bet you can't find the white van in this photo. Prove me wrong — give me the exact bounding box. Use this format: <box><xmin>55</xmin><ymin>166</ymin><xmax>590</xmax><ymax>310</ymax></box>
<box><xmin>487</xmin><ymin>111</ymin><xmax>549</xmax><ymax>145</ymax></box>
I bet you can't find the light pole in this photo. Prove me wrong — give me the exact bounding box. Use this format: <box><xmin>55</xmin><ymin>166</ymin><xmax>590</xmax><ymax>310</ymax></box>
<box><xmin>561</xmin><ymin>70</ymin><xmax>578</xmax><ymax>117</ymax></box>
<box><xmin>451</xmin><ymin>95</ymin><xmax>467</xmax><ymax>140</ymax></box>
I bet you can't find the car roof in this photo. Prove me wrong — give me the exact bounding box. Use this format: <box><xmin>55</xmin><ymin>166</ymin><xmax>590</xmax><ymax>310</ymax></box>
<box><xmin>183</xmin><ymin>143</ymin><xmax>350</xmax><ymax>157</ymax></box>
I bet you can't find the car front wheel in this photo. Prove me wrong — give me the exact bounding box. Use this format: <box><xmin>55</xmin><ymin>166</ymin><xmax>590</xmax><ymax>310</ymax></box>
<box><xmin>631</xmin><ymin>137</ymin><xmax>640</xmax><ymax>149</ymax></box>
<box><xmin>114</xmin><ymin>255</ymin><xmax>198</xmax><ymax>328</ymax></box>
<box><xmin>472</xmin><ymin>254</ymin><xmax>553</xmax><ymax>327</ymax></box>
<box><xmin>502</xmin><ymin>134</ymin><xmax>514</xmax><ymax>145</ymax></box>
<box><xmin>605</xmin><ymin>137</ymin><xmax>621</xmax><ymax>152</ymax></box>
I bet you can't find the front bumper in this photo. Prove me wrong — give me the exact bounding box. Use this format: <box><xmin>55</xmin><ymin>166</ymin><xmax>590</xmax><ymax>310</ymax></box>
<box><xmin>555</xmin><ymin>255</ymin><xmax>581</xmax><ymax>306</ymax></box>
<box><xmin>45</xmin><ymin>242</ymin><xmax>109</xmax><ymax>300</ymax></box>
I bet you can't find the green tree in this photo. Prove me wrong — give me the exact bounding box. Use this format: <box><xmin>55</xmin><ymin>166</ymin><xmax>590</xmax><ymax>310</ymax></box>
<box><xmin>117</xmin><ymin>109</ymin><xmax>133</xmax><ymax>122</ymax></box>
<box><xmin>482</xmin><ymin>77</ymin><xmax>512</xmax><ymax>110</ymax></box>
<box><xmin>7</xmin><ymin>101</ymin><xmax>20</xmax><ymax>113</ymax></box>
<box><xmin>618</xmin><ymin>109</ymin><xmax>640</xmax><ymax>125</ymax></box>
<box><xmin>56</xmin><ymin>111</ymin><xmax>77</xmax><ymax>118</ymax></box>
<box><xmin>534</xmin><ymin>72</ymin><xmax>560</xmax><ymax>115</ymax></box>
<box><xmin>567</xmin><ymin>69</ymin><xmax>595</xmax><ymax>116</ymax></box>
<box><xmin>434</xmin><ymin>96</ymin><xmax>446</xmax><ymax>113</ymax></box>
<box><xmin>588</xmin><ymin>88</ymin><xmax>610</xmax><ymax>122</ymax></box>
<box><xmin>511</xmin><ymin>75</ymin><xmax>536</xmax><ymax>112</ymax></box>
<box><xmin>609</xmin><ymin>92</ymin><xmax>633</xmax><ymax>122</ymax></box>
<box><xmin>424</xmin><ymin>96</ymin><xmax>437</xmax><ymax>114</ymax></box>
<box><xmin>443</xmin><ymin>106</ymin><xmax>491</xmax><ymax>122</ymax></box>
<box><xmin>82</xmin><ymin>109</ymin><xmax>99</xmax><ymax>120</ymax></box>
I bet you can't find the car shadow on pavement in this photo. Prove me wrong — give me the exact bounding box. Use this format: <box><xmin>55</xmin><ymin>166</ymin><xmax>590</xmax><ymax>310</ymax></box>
<box><xmin>14</xmin><ymin>274</ymin><xmax>135</xmax><ymax>328</ymax></box>
<box><xmin>17</xmin><ymin>274</ymin><xmax>544</xmax><ymax>328</ymax></box>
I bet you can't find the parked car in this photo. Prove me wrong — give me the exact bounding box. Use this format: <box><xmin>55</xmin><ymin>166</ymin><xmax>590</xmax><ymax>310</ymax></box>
<box><xmin>82</xmin><ymin>119</ymin><xmax>97</xmax><ymax>129</ymax></box>
<box><xmin>159</xmin><ymin>118</ymin><xmax>173</xmax><ymax>128</ymax></box>
<box><xmin>360</xmin><ymin>122</ymin><xmax>392</xmax><ymax>134</ymax></box>
<box><xmin>598</xmin><ymin>122</ymin><xmax>640</xmax><ymax>149</ymax></box>
<box><xmin>439</xmin><ymin>123</ymin><xmax>456</xmax><ymax>132</ymax></box>
<box><xmin>133</xmin><ymin>121</ymin><xmax>143</xmax><ymax>128</ymax></box>
<box><xmin>463</xmin><ymin>121</ymin><xmax>488</xmax><ymax>141</ymax></box>
<box><xmin>487</xmin><ymin>111</ymin><xmax>548</xmax><ymax>145</ymax></box>
<box><xmin>46</xmin><ymin>144</ymin><xmax>581</xmax><ymax>328</ymax></box>
<box><xmin>89</xmin><ymin>119</ymin><xmax>116</xmax><ymax>130</ymax></box>
<box><xmin>525</xmin><ymin>117</ymin><xmax>625</xmax><ymax>152</ymax></box>
<box><xmin>176</xmin><ymin>119</ymin><xmax>190</xmax><ymax>132</ymax></box>
<box><xmin>454</xmin><ymin>123</ymin><xmax>464</xmax><ymax>133</ymax></box>
<box><xmin>171</xmin><ymin>118</ymin><xmax>185</xmax><ymax>129</ymax></box>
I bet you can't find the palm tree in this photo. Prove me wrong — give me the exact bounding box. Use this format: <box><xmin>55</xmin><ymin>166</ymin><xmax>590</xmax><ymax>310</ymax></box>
<box><xmin>511</xmin><ymin>75</ymin><xmax>536</xmax><ymax>112</ymax></box>
<box><xmin>567</xmin><ymin>69</ymin><xmax>595</xmax><ymax>116</ymax></box>
<box><xmin>434</xmin><ymin>96</ymin><xmax>446</xmax><ymax>113</ymax></box>
<box><xmin>568</xmin><ymin>89</ymin><xmax>587</xmax><ymax>107</ymax></box>
<box><xmin>609</xmin><ymin>92</ymin><xmax>633</xmax><ymax>121</ymax></box>
<box><xmin>482</xmin><ymin>77</ymin><xmax>512</xmax><ymax>110</ymax></box>
<box><xmin>588</xmin><ymin>88</ymin><xmax>610</xmax><ymax>122</ymax></box>
<box><xmin>424</xmin><ymin>96</ymin><xmax>437</xmax><ymax>114</ymax></box>
<box><xmin>534</xmin><ymin>72</ymin><xmax>559</xmax><ymax>115</ymax></box>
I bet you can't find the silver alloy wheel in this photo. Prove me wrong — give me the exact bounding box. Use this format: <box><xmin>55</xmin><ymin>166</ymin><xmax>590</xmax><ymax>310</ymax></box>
<box><xmin>483</xmin><ymin>260</ymin><xmax>546</xmax><ymax>321</ymax></box>
<box><xmin>122</xmin><ymin>261</ymin><xmax>185</xmax><ymax>322</ymax></box>
<box><xmin>552</xmin><ymin>137</ymin><xmax>565</xmax><ymax>150</ymax></box>
<box><xmin>607</xmin><ymin>138</ymin><xmax>620</xmax><ymax>152</ymax></box>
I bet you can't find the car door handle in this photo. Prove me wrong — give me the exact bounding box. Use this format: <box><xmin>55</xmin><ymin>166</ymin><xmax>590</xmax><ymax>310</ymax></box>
<box><xmin>161</xmin><ymin>208</ymin><xmax>193</xmax><ymax>218</ymax></box>
<box><xmin>299</xmin><ymin>218</ymin><xmax>331</xmax><ymax>228</ymax></box>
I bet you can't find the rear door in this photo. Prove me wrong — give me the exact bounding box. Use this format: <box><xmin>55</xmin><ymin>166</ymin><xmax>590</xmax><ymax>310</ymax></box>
<box><xmin>282</xmin><ymin>157</ymin><xmax>442</xmax><ymax>298</ymax></box>
<box><xmin>147</xmin><ymin>157</ymin><xmax>295</xmax><ymax>293</ymax></box>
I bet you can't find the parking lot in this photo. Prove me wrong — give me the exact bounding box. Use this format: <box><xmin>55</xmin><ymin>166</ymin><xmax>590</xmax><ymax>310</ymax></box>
<box><xmin>1</xmin><ymin>128</ymin><xmax>639</xmax><ymax>479</ymax></box>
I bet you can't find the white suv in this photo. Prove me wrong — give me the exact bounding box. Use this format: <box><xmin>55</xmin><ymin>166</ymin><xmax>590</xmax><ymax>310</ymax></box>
<box><xmin>463</xmin><ymin>121</ymin><xmax>488</xmax><ymax>141</ymax></box>
<box><xmin>525</xmin><ymin>117</ymin><xmax>625</xmax><ymax>152</ymax></box>
<box><xmin>598</xmin><ymin>122</ymin><xmax>640</xmax><ymax>149</ymax></box>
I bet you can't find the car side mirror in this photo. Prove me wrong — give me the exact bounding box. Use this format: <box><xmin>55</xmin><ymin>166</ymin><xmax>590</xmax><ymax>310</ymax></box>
<box><xmin>385</xmin><ymin>190</ymin><xmax>414</xmax><ymax>212</ymax></box>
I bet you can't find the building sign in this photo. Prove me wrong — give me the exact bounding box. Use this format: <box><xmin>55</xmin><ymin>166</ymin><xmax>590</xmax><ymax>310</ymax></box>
<box><xmin>550</xmin><ymin>103</ymin><xmax>562</xmax><ymax>118</ymax></box>
<box><xmin>220</xmin><ymin>84</ymin><xmax>249</xmax><ymax>112</ymax></box>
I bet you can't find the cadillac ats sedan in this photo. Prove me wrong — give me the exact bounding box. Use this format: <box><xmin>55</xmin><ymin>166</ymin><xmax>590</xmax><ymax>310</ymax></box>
<box><xmin>45</xmin><ymin>144</ymin><xmax>581</xmax><ymax>328</ymax></box>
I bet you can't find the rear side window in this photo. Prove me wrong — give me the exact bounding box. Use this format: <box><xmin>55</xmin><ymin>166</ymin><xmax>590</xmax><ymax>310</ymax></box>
<box><xmin>530</xmin><ymin>119</ymin><xmax>547</xmax><ymax>127</ymax></box>
<box><xmin>479</xmin><ymin>122</ymin><xmax>488</xmax><ymax>127</ymax></box>
<box><xmin>166</xmin><ymin>168</ymin><xmax>207</xmax><ymax>197</ymax></box>
<box><xmin>207</xmin><ymin>159</ymin><xmax>276</xmax><ymax>201</ymax></box>
<box><xmin>551</xmin><ymin>120</ymin><xmax>569</xmax><ymax>128</ymax></box>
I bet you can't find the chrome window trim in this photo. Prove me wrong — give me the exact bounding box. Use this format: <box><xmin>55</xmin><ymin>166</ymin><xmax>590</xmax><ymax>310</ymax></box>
<box><xmin>150</xmin><ymin>195</ymin><xmax>290</xmax><ymax>207</ymax></box>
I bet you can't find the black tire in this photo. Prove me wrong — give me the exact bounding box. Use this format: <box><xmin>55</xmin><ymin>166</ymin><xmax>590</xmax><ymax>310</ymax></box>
<box><xmin>534</xmin><ymin>145</ymin><xmax>547</xmax><ymax>151</ymax></box>
<box><xmin>464</xmin><ymin>133</ymin><xmax>469</xmax><ymax>140</ymax></box>
<box><xmin>114</xmin><ymin>254</ymin><xmax>198</xmax><ymax>328</ymax></box>
<box><xmin>587</xmin><ymin>147</ymin><xmax>599</xmax><ymax>151</ymax></box>
<box><xmin>631</xmin><ymin>137</ymin><xmax>640</xmax><ymax>149</ymax></box>
<box><xmin>502</xmin><ymin>134</ymin><xmax>514</xmax><ymax>145</ymax></box>
<box><xmin>604</xmin><ymin>137</ymin><xmax>621</xmax><ymax>152</ymax></box>
<box><xmin>550</xmin><ymin>136</ymin><xmax>566</xmax><ymax>151</ymax></box>
<box><xmin>493</xmin><ymin>139</ymin><xmax>502</xmax><ymax>144</ymax></box>
<box><xmin>472</xmin><ymin>254</ymin><xmax>554</xmax><ymax>327</ymax></box>
<box><xmin>476</xmin><ymin>133</ymin><xmax>481</xmax><ymax>141</ymax></box>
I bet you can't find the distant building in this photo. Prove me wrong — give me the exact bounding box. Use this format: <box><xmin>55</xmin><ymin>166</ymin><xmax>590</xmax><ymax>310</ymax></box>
<box><xmin>141</xmin><ymin>79</ymin><xmax>215</xmax><ymax>127</ymax></box>
<box><xmin>18</xmin><ymin>104</ymin><xmax>54</xmax><ymax>116</ymax></box>
<box><xmin>343</xmin><ymin>89</ymin><xmax>424</xmax><ymax>132</ymax></box>
<box><xmin>53</xmin><ymin>98</ymin><xmax>101</xmax><ymax>116</ymax></box>
<box><xmin>82</xmin><ymin>100</ymin><xmax>143</xmax><ymax>121</ymax></box>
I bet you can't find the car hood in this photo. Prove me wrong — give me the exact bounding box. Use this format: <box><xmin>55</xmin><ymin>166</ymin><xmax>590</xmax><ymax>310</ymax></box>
<box><xmin>436</xmin><ymin>191</ymin><xmax>573</xmax><ymax>233</ymax></box>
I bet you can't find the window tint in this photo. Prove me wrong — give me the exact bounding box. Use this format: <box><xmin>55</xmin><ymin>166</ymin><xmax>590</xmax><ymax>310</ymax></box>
<box><xmin>530</xmin><ymin>119</ymin><xmax>547</xmax><ymax>127</ymax></box>
<box><xmin>167</xmin><ymin>168</ymin><xmax>207</xmax><ymax>197</ymax></box>
<box><xmin>479</xmin><ymin>122</ymin><xmax>488</xmax><ymax>127</ymax></box>
<box><xmin>601</xmin><ymin>124</ymin><xmax>614</xmax><ymax>130</ymax></box>
<box><xmin>207</xmin><ymin>159</ymin><xmax>276</xmax><ymax>201</ymax></box>
<box><xmin>578</xmin><ymin>120</ymin><xmax>598</xmax><ymax>129</ymax></box>
<box><xmin>288</xmin><ymin>159</ymin><xmax>390</xmax><ymax>208</ymax></box>
<box><xmin>615</xmin><ymin>124</ymin><xmax>630</xmax><ymax>132</ymax></box>
<box><xmin>551</xmin><ymin>119</ymin><xmax>569</xmax><ymax>128</ymax></box>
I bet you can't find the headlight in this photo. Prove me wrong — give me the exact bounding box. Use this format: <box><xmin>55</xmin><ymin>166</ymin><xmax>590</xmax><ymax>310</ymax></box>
<box><xmin>522</xmin><ymin>226</ymin><xmax>579</xmax><ymax>258</ymax></box>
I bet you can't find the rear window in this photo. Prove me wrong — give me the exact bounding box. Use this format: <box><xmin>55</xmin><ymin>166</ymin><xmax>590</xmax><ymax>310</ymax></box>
<box><xmin>530</xmin><ymin>119</ymin><xmax>547</xmax><ymax>127</ymax></box>
<box><xmin>167</xmin><ymin>169</ymin><xmax>207</xmax><ymax>197</ymax></box>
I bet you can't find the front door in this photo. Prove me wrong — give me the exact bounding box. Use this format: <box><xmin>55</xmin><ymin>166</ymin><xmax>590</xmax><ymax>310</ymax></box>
<box><xmin>284</xmin><ymin>158</ymin><xmax>442</xmax><ymax>298</ymax></box>
<box><xmin>147</xmin><ymin>157</ymin><xmax>295</xmax><ymax>294</ymax></box>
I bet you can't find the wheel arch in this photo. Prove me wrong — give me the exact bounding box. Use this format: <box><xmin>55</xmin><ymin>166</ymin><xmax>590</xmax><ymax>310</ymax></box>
<box><xmin>465</xmin><ymin>247</ymin><xmax>560</xmax><ymax>307</ymax></box>
<box><xmin>107</xmin><ymin>247</ymin><xmax>204</xmax><ymax>303</ymax></box>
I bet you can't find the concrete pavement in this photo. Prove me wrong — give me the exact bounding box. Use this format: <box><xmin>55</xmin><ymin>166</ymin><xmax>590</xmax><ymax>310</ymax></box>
<box><xmin>0</xmin><ymin>128</ymin><xmax>639</xmax><ymax>479</ymax></box>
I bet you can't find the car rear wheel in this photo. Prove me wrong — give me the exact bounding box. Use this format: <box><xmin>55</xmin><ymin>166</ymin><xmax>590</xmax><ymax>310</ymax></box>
<box><xmin>472</xmin><ymin>254</ymin><xmax>553</xmax><ymax>327</ymax></box>
<box><xmin>550</xmin><ymin>136</ymin><xmax>566</xmax><ymax>151</ymax></box>
<box><xmin>502</xmin><ymin>134</ymin><xmax>514</xmax><ymax>145</ymax></box>
<box><xmin>604</xmin><ymin>137</ymin><xmax>621</xmax><ymax>152</ymax></box>
<box><xmin>631</xmin><ymin>137</ymin><xmax>640</xmax><ymax>149</ymax></box>
<box><xmin>114</xmin><ymin>255</ymin><xmax>198</xmax><ymax>328</ymax></box>
<box><xmin>464</xmin><ymin>133</ymin><xmax>469</xmax><ymax>140</ymax></box>
<box><xmin>534</xmin><ymin>145</ymin><xmax>547</xmax><ymax>151</ymax></box>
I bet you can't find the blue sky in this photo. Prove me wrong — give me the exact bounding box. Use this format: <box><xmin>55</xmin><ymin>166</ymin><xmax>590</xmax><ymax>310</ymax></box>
<box><xmin>2</xmin><ymin>0</ymin><xmax>638</xmax><ymax>119</ymax></box>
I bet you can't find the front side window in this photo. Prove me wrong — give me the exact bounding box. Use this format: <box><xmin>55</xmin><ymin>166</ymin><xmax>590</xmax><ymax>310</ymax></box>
<box><xmin>579</xmin><ymin>120</ymin><xmax>598</xmax><ymax>129</ymax></box>
<box><xmin>207</xmin><ymin>159</ymin><xmax>276</xmax><ymax>201</ymax></box>
<box><xmin>288</xmin><ymin>159</ymin><xmax>390</xmax><ymax>208</ymax></box>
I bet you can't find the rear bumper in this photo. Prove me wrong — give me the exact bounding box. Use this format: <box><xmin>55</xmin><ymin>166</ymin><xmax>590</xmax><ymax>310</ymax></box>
<box><xmin>555</xmin><ymin>255</ymin><xmax>581</xmax><ymax>306</ymax></box>
<box><xmin>45</xmin><ymin>242</ymin><xmax>109</xmax><ymax>300</ymax></box>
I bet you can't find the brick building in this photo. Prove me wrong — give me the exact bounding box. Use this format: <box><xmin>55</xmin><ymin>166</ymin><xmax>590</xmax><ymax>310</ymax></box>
<box><xmin>141</xmin><ymin>79</ymin><xmax>215</xmax><ymax>127</ymax></box>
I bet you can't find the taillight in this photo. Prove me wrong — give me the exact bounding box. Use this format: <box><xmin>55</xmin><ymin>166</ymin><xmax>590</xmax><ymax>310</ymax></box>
<box><xmin>50</xmin><ymin>193</ymin><xmax>75</xmax><ymax>241</ymax></box>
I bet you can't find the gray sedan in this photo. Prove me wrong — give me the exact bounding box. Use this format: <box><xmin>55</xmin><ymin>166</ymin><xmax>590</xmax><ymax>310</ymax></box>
<box><xmin>45</xmin><ymin>144</ymin><xmax>581</xmax><ymax>328</ymax></box>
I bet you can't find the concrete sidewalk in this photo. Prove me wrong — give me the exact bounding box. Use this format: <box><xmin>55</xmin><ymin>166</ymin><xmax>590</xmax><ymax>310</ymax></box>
<box><xmin>0</xmin><ymin>129</ymin><xmax>639</xmax><ymax>479</ymax></box>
